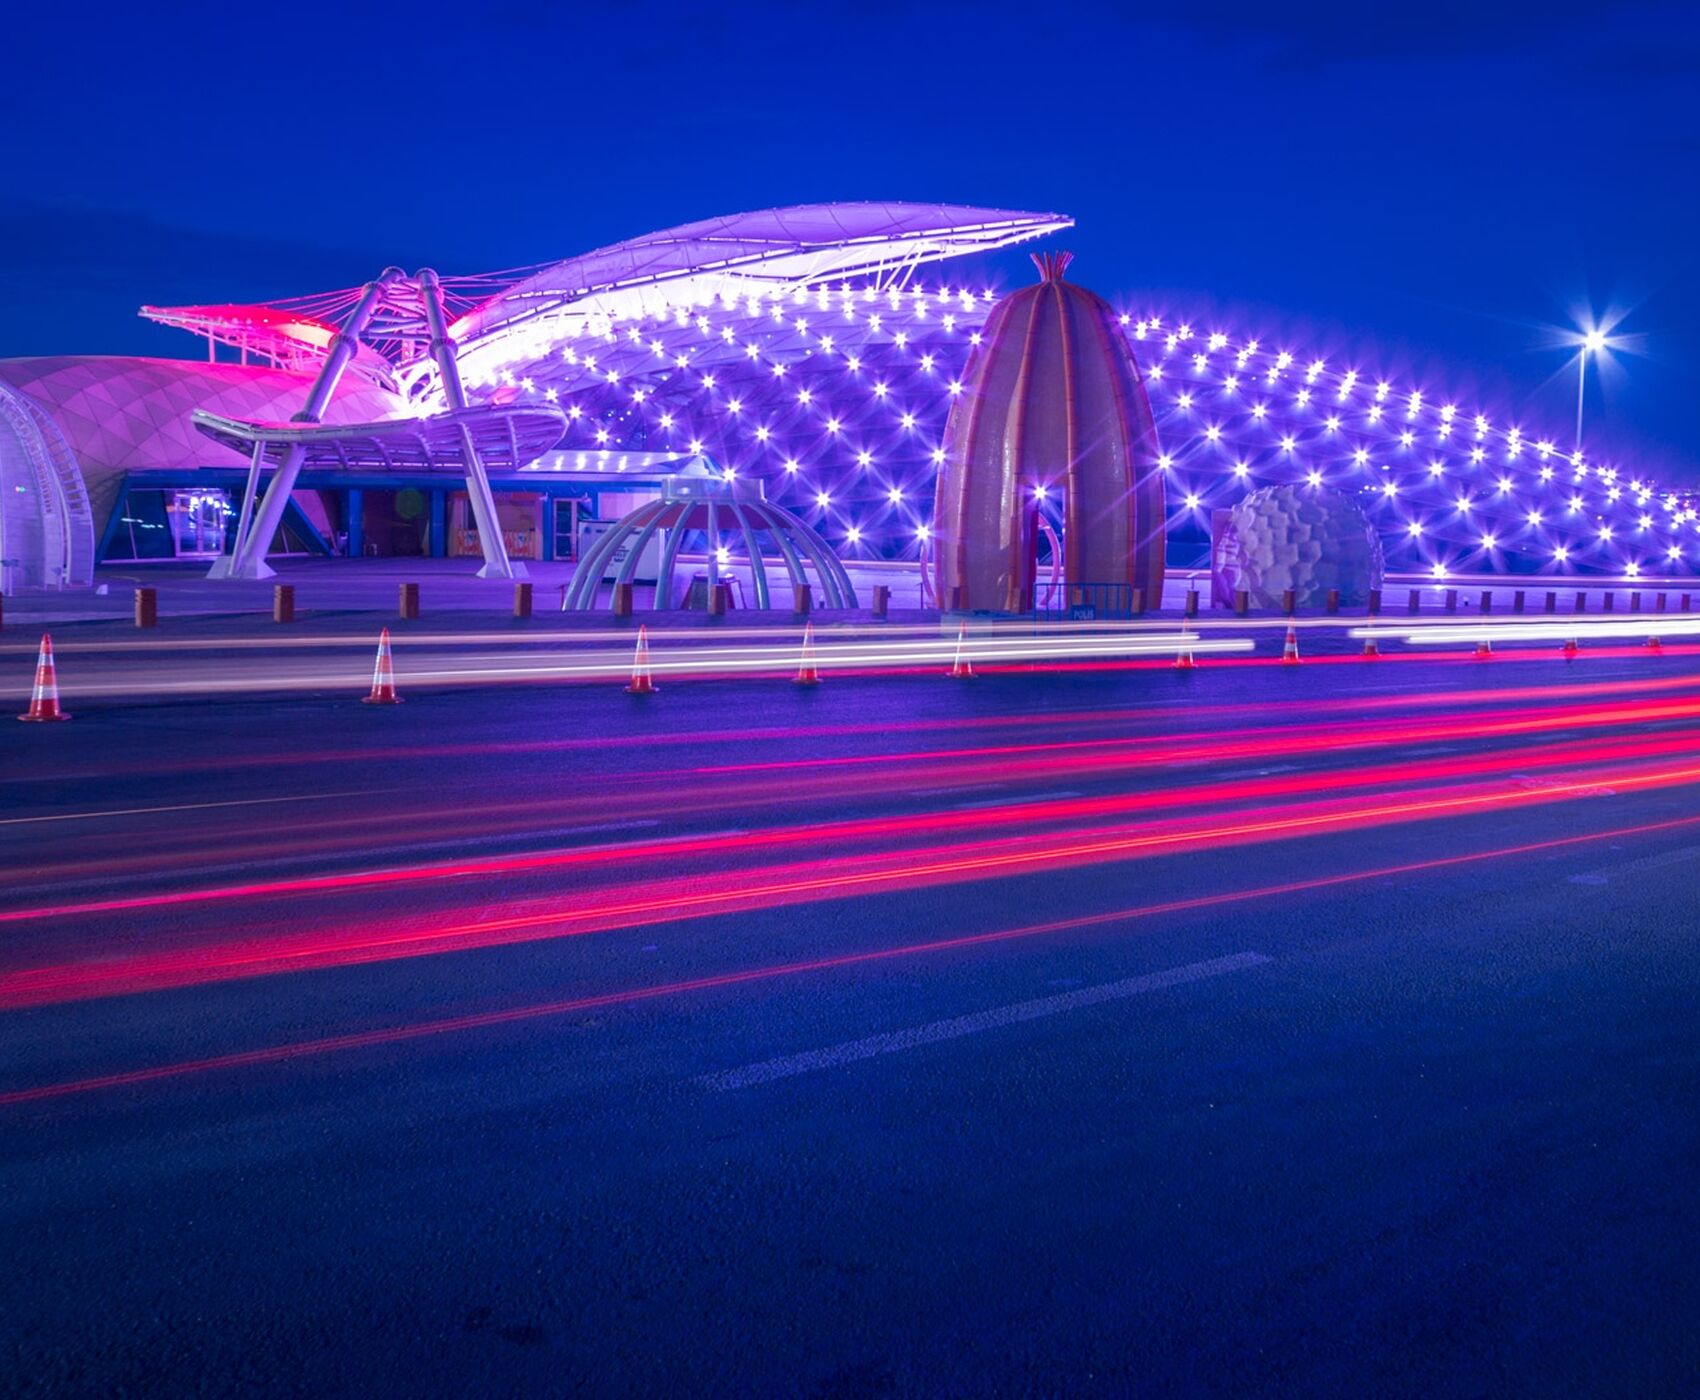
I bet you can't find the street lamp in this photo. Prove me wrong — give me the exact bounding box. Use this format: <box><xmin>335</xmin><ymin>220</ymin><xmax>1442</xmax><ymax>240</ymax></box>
<box><xmin>1574</xmin><ymin>327</ymin><xmax>1614</xmax><ymax>451</ymax></box>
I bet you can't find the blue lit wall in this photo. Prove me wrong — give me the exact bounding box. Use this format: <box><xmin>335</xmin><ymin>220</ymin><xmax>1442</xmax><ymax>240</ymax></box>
<box><xmin>481</xmin><ymin>284</ymin><xmax>1696</xmax><ymax>579</ymax></box>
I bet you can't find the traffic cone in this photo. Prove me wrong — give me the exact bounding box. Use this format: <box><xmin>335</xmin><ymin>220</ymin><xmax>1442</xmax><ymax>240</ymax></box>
<box><xmin>1174</xmin><ymin>632</ymin><xmax>1197</xmax><ymax>669</ymax></box>
<box><xmin>1281</xmin><ymin>626</ymin><xmax>1301</xmax><ymax>665</ymax></box>
<box><xmin>1562</xmin><ymin>637</ymin><xmax>1579</xmax><ymax>658</ymax></box>
<box><xmin>362</xmin><ymin>627</ymin><xmax>402</xmax><ymax>704</ymax></box>
<box><xmin>625</xmin><ymin>625</ymin><xmax>657</xmax><ymax>695</ymax></box>
<box><xmin>17</xmin><ymin>633</ymin><xmax>68</xmax><ymax>722</ymax></box>
<box><xmin>1362</xmin><ymin>635</ymin><xmax>1380</xmax><ymax>659</ymax></box>
<box><xmin>795</xmin><ymin>622</ymin><xmax>821</xmax><ymax>686</ymax></box>
<box><xmin>1475</xmin><ymin>638</ymin><xmax>1494</xmax><ymax>658</ymax></box>
<box><xmin>948</xmin><ymin>623</ymin><xmax>973</xmax><ymax>679</ymax></box>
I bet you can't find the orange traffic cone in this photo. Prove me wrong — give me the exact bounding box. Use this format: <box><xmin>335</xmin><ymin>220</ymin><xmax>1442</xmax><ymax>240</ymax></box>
<box><xmin>626</xmin><ymin>625</ymin><xmax>657</xmax><ymax>694</ymax></box>
<box><xmin>1175</xmin><ymin>632</ymin><xmax>1197</xmax><ymax>669</ymax></box>
<box><xmin>1362</xmin><ymin>635</ymin><xmax>1380</xmax><ymax>659</ymax></box>
<box><xmin>1562</xmin><ymin>637</ymin><xmax>1579</xmax><ymax>658</ymax></box>
<box><xmin>795</xmin><ymin>622</ymin><xmax>822</xmax><ymax>686</ymax></box>
<box><xmin>948</xmin><ymin>623</ymin><xmax>973</xmax><ymax>679</ymax></box>
<box><xmin>18</xmin><ymin>633</ymin><xmax>69</xmax><ymax>722</ymax></box>
<box><xmin>363</xmin><ymin>627</ymin><xmax>402</xmax><ymax>704</ymax></box>
<box><xmin>1281</xmin><ymin>626</ymin><xmax>1301</xmax><ymax>665</ymax></box>
<box><xmin>1475</xmin><ymin>638</ymin><xmax>1494</xmax><ymax>658</ymax></box>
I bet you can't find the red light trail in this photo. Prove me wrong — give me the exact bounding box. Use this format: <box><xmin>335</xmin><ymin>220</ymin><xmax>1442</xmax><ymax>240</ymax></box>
<box><xmin>6</xmin><ymin>742</ymin><xmax>1700</xmax><ymax>1010</ymax></box>
<box><xmin>6</xmin><ymin>811</ymin><xmax>1700</xmax><ymax>1110</ymax></box>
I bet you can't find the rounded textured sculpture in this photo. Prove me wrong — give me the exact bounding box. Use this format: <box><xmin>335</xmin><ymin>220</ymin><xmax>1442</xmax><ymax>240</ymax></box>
<box><xmin>1217</xmin><ymin>484</ymin><xmax>1384</xmax><ymax>608</ymax></box>
<box><xmin>933</xmin><ymin>252</ymin><xmax>1164</xmax><ymax>613</ymax></box>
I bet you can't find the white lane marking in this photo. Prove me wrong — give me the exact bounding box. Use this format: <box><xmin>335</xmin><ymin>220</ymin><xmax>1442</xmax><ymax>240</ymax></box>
<box><xmin>951</xmin><ymin>789</ymin><xmax>1082</xmax><ymax>810</ymax></box>
<box><xmin>0</xmin><ymin>790</ymin><xmax>390</xmax><ymax>828</ymax></box>
<box><xmin>1511</xmin><ymin>775</ymin><xmax>1617</xmax><ymax>798</ymax></box>
<box><xmin>1571</xmin><ymin>843</ymin><xmax>1700</xmax><ymax>886</ymax></box>
<box><xmin>699</xmin><ymin>951</ymin><xmax>1272</xmax><ymax>1092</ymax></box>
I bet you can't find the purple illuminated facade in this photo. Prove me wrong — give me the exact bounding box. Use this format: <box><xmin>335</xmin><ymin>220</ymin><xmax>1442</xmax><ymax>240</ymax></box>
<box><xmin>2</xmin><ymin>202</ymin><xmax>1692</xmax><ymax>589</ymax></box>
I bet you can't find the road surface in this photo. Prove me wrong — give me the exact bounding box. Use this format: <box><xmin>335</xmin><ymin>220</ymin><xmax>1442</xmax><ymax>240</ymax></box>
<box><xmin>3</xmin><ymin>645</ymin><xmax>1698</xmax><ymax>1395</ymax></box>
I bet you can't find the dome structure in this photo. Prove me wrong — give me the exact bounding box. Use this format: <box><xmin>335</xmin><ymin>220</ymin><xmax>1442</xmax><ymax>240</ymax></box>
<box><xmin>1215</xmin><ymin>483</ymin><xmax>1384</xmax><ymax>608</ymax></box>
<box><xmin>562</xmin><ymin>473</ymin><xmax>855</xmax><ymax>611</ymax></box>
<box><xmin>932</xmin><ymin>252</ymin><xmax>1165</xmax><ymax>612</ymax></box>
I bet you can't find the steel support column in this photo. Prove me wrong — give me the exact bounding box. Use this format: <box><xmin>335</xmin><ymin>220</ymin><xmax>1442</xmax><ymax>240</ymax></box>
<box><xmin>418</xmin><ymin>268</ymin><xmax>523</xmax><ymax>580</ymax></box>
<box><xmin>210</xmin><ymin>267</ymin><xmax>406</xmax><ymax>579</ymax></box>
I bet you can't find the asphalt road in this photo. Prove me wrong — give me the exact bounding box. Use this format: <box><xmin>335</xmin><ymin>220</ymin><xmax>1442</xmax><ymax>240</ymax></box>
<box><xmin>3</xmin><ymin>646</ymin><xmax>1699</xmax><ymax>1396</ymax></box>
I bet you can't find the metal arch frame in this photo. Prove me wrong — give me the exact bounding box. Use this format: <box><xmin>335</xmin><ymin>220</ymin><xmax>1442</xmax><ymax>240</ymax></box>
<box><xmin>562</xmin><ymin>493</ymin><xmax>858</xmax><ymax>612</ymax></box>
<box><xmin>0</xmin><ymin>381</ymin><xmax>95</xmax><ymax>588</ymax></box>
<box><xmin>562</xmin><ymin>500</ymin><xmax>667</xmax><ymax>609</ymax></box>
<box><xmin>610</xmin><ymin>503</ymin><xmax>677</xmax><ymax>598</ymax></box>
<box><xmin>212</xmin><ymin>267</ymin><xmax>409</xmax><ymax>579</ymax></box>
<box><xmin>727</xmin><ymin>501</ymin><xmax>769</xmax><ymax>609</ymax></box>
<box><xmin>211</xmin><ymin>266</ymin><xmax>524</xmax><ymax>581</ymax></box>
<box><xmin>417</xmin><ymin>267</ymin><xmax>523</xmax><ymax>580</ymax></box>
<box><xmin>776</xmin><ymin>506</ymin><xmax>857</xmax><ymax>608</ymax></box>
<box><xmin>750</xmin><ymin>501</ymin><xmax>809</xmax><ymax>606</ymax></box>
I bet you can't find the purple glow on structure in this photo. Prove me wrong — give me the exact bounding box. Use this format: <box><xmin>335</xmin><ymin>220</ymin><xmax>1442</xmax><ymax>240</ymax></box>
<box><xmin>490</xmin><ymin>293</ymin><xmax>1693</xmax><ymax>577</ymax></box>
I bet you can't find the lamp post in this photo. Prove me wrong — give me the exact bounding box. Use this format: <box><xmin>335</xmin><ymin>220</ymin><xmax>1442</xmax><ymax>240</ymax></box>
<box><xmin>1575</xmin><ymin>328</ymin><xmax>1610</xmax><ymax>452</ymax></box>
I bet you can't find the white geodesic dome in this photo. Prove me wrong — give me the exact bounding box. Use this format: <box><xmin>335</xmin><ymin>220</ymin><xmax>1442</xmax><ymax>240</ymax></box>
<box><xmin>1219</xmin><ymin>485</ymin><xmax>1384</xmax><ymax>608</ymax></box>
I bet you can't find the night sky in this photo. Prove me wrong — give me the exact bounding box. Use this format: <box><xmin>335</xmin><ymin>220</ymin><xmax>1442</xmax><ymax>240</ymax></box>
<box><xmin>4</xmin><ymin>1</ymin><xmax>1697</xmax><ymax>479</ymax></box>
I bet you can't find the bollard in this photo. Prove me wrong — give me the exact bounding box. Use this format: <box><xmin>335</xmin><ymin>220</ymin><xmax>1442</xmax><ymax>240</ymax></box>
<box><xmin>1575</xmin><ymin>591</ymin><xmax>1587</xmax><ymax>614</ymax></box>
<box><xmin>1630</xmin><ymin>591</ymin><xmax>1641</xmax><ymax>613</ymax></box>
<box><xmin>1657</xmin><ymin>592</ymin><xmax>1668</xmax><ymax>613</ymax></box>
<box><xmin>1602</xmin><ymin>591</ymin><xmax>1615</xmax><ymax>613</ymax></box>
<box><xmin>1479</xmin><ymin>590</ymin><xmax>1492</xmax><ymax>614</ymax></box>
<box><xmin>513</xmin><ymin>582</ymin><xmax>532</xmax><ymax>619</ymax></box>
<box><xmin>611</xmin><ymin>581</ymin><xmax>634</xmax><ymax>617</ymax></box>
<box><xmin>134</xmin><ymin>586</ymin><xmax>158</xmax><ymax>629</ymax></box>
<box><xmin>1281</xmin><ymin>587</ymin><xmax>1296</xmax><ymax>616</ymax></box>
<box><xmin>399</xmin><ymin>582</ymin><xmax>420</xmax><ymax>620</ymax></box>
<box><xmin>1184</xmin><ymin>588</ymin><xmax>1199</xmax><ymax>618</ymax></box>
<box><xmin>1545</xmin><ymin>591</ymin><xmax>1557</xmax><ymax>614</ymax></box>
<box><xmin>872</xmin><ymin>584</ymin><xmax>890</xmax><ymax>620</ymax></box>
<box><xmin>1325</xmin><ymin>588</ymin><xmax>1340</xmax><ymax>616</ymax></box>
<box><xmin>1367</xmin><ymin>588</ymin><xmax>1381</xmax><ymax>617</ymax></box>
<box><xmin>709</xmin><ymin>581</ymin><xmax>730</xmax><ymax>617</ymax></box>
<box><xmin>1513</xmin><ymin>590</ymin><xmax>1525</xmax><ymax>614</ymax></box>
<box><xmin>272</xmin><ymin>584</ymin><xmax>295</xmax><ymax>624</ymax></box>
<box><xmin>793</xmin><ymin>582</ymin><xmax>812</xmax><ymax>616</ymax></box>
<box><xmin>1234</xmin><ymin>589</ymin><xmax>1249</xmax><ymax>616</ymax></box>
<box><xmin>1408</xmin><ymin>588</ymin><xmax>1421</xmax><ymax>614</ymax></box>
<box><xmin>1130</xmin><ymin>588</ymin><xmax>1145</xmax><ymax>616</ymax></box>
<box><xmin>1444</xmin><ymin>589</ymin><xmax>1457</xmax><ymax>614</ymax></box>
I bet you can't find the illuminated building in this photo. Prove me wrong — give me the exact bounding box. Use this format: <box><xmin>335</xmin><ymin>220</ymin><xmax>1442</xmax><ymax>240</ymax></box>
<box><xmin>0</xmin><ymin>202</ymin><xmax>1690</xmax><ymax>590</ymax></box>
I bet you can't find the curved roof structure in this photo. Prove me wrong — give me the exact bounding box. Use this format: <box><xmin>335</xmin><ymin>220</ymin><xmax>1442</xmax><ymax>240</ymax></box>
<box><xmin>193</xmin><ymin>402</ymin><xmax>569</xmax><ymax>475</ymax></box>
<box><xmin>1126</xmin><ymin>314</ymin><xmax>1698</xmax><ymax>580</ymax></box>
<box><xmin>138</xmin><ymin>304</ymin><xmax>397</xmax><ymax>385</ymax></box>
<box><xmin>0</xmin><ymin>356</ymin><xmax>405</xmax><ymax>584</ymax></box>
<box><xmin>136</xmin><ymin>203</ymin><xmax>1070</xmax><ymax>396</ymax></box>
<box><xmin>125</xmin><ymin>204</ymin><xmax>1695</xmax><ymax>579</ymax></box>
<box><xmin>448</xmin><ymin>202</ymin><xmax>1073</xmax><ymax>348</ymax></box>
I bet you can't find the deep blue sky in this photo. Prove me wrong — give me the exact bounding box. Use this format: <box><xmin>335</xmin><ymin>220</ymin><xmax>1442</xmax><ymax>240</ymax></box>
<box><xmin>3</xmin><ymin>1</ymin><xmax>1697</xmax><ymax>478</ymax></box>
